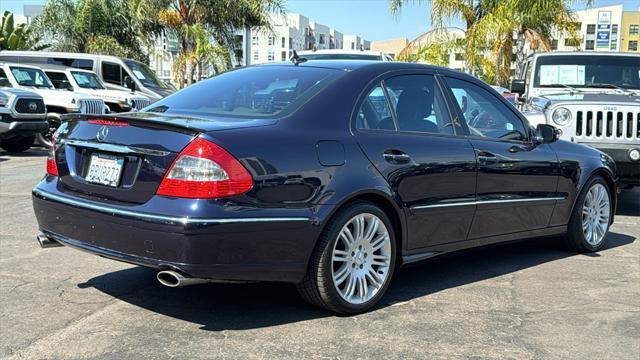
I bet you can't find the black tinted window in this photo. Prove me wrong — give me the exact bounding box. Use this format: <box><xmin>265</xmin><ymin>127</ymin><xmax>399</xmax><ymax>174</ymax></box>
<box><xmin>146</xmin><ymin>66</ymin><xmax>344</xmax><ymax>118</ymax></box>
<box><xmin>45</xmin><ymin>71</ymin><xmax>68</xmax><ymax>89</ymax></box>
<box><xmin>102</xmin><ymin>62</ymin><xmax>123</xmax><ymax>85</ymax></box>
<box><xmin>356</xmin><ymin>85</ymin><xmax>394</xmax><ymax>130</ymax></box>
<box><xmin>0</xmin><ymin>68</ymin><xmax>11</xmax><ymax>87</ymax></box>
<box><xmin>447</xmin><ymin>77</ymin><xmax>527</xmax><ymax>142</ymax></box>
<box><xmin>49</xmin><ymin>58</ymin><xmax>94</xmax><ymax>70</ymax></box>
<box><xmin>384</xmin><ymin>75</ymin><xmax>453</xmax><ymax>135</ymax></box>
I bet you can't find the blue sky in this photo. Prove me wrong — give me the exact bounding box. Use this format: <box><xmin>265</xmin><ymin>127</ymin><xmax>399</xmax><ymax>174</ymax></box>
<box><xmin>2</xmin><ymin>0</ymin><xmax>639</xmax><ymax>41</ymax></box>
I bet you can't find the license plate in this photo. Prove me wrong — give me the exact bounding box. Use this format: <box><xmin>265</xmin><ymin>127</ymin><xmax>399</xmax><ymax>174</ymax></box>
<box><xmin>85</xmin><ymin>154</ymin><xmax>124</xmax><ymax>187</ymax></box>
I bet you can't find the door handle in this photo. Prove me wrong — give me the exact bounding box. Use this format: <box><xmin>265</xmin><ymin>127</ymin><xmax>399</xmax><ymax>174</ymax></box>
<box><xmin>383</xmin><ymin>150</ymin><xmax>411</xmax><ymax>164</ymax></box>
<box><xmin>477</xmin><ymin>151</ymin><xmax>497</xmax><ymax>164</ymax></box>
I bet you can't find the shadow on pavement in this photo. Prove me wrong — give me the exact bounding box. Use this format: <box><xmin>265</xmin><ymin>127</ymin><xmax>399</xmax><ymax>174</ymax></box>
<box><xmin>0</xmin><ymin>148</ymin><xmax>48</xmax><ymax>159</ymax></box>
<box><xmin>79</xmin><ymin>231</ymin><xmax>635</xmax><ymax>332</ymax></box>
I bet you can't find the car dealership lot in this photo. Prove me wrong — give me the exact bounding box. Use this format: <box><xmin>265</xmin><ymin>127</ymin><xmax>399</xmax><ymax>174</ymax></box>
<box><xmin>1</xmin><ymin>149</ymin><xmax>638</xmax><ymax>359</ymax></box>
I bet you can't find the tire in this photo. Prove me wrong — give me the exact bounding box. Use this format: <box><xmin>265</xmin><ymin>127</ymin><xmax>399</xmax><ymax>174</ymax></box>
<box><xmin>564</xmin><ymin>175</ymin><xmax>613</xmax><ymax>252</ymax></box>
<box><xmin>297</xmin><ymin>201</ymin><xmax>397</xmax><ymax>314</ymax></box>
<box><xmin>0</xmin><ymin>135</ymin><xmax>35</xmax><ymax>152</ymax></box>
<box><xmin>36</xmin><ymin>113</ymin><xmax>61</xmax><ymax>149</ymax></box>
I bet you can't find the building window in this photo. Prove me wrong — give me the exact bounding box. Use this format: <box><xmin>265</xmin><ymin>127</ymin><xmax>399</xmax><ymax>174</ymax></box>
<box><xmin>251</xmin><ymin>36</ymin><xmax>258</xmax><ymax>46</ymax></box>
<box><xmin>268</xmin><ymin>36</ymin><xmax>275</xmax><ymax>46</ymax></box>
<box><xmin>351</xmin><ymin>42</ymin><xmax>355</xmax><ymax>50</ymax></box>
<box><xmin>612</xmin><ymin>24</ymin><xmax>618</xmax><ymax>34</ymax></box>
<box><xmin>630</xmin><ymin>25</ymin><xmax>639</xmax><ymax>35</ymax></box>
<box><xmin>551</xmin><ymin>39</ymin><xmax>558</xmax><ymax>50</ymax></box>
<box><xmin>319</xmin><ymin>34</ymin><xmax>325</xmax><ymax>45</ymax></box>
<box><xmin>281</xmin><ymin>37</ymin><xmax>285</xmax><ymax>48</ymax></box>
<box><xmin>610</xmin><ymin>41</ymin><xmax>617</xmax><ymax>50</ymax></box>
<box><xmin>454</xmin><ymin>53</ymin><xmax>464</xmax><ymax>61</ymax></box>
<box><xmin>585</xmin><ymin>40</ymin><xmax>595</xmax><ymax>50</ymax></box>
<box><xmin>289</xmin><ymin>37</ymin><xmax>293</xmax><ymax>49</ymax></box>
<box><xmin>586</xmin><ymin>24</ymin><xmax>596</xmax><ymax>35</ymax></box>
<box><xmin>252</xmin><ymin>51</ymin><xmax>259</xmax><ymax>61</ymax></box>
<box><xmin>281</xmin><ymin>51</ymin><xmax>287</xmax><ymax>61</ymax></box>
<box><xmin>629</xmin><ymin>41</ymin><xmax>638</xmax><ymax>51</ymax></box>
<box><xmin>267</xmin><ymin>51</ymin><xmax>274</xmax><ymax>61</ymax></box>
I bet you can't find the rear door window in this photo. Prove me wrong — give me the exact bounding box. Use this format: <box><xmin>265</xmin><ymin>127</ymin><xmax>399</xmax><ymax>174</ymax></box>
<box><xmin>356</xmin><ymin>85</ymin><xmax>395</xmax><ymax>130</ymax></box>
<box><xmin>45</xmin><ymin>72</ymin><xmax>68</xmax><ymax>89</ymax></box>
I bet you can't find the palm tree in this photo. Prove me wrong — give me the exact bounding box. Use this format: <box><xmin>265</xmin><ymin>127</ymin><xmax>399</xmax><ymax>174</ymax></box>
<box><xmin>390</xmin><ymin>0</ymin><xmax>485</xmax><ymax>73</ymax></box>
<box><xmin>0</xmin><ymin>11</ymin><xmax>47</xmax><ymax>50</ymax></box>
<box><xmin>131</xmin><ymin>0</ymin><xmax>284</xmax><ymax>87</ymax></box>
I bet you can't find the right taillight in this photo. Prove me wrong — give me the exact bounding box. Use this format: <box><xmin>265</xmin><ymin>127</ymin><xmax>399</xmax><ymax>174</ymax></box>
<box><xmin>46</xmin><ymin>136</ymin><xmax>59</xmax><ymax>176</ymax></box>
<box><xmin>156</xmin><ymin>137</ymin><xmax>253</xmax><ymax>199</ymax></box>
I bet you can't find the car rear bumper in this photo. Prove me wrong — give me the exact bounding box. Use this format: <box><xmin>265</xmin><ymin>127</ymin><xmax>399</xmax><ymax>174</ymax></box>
<box><xmin>32</xmin><ymin>181</ymin><xmax>324</xmax><ymax>283</ymax></box>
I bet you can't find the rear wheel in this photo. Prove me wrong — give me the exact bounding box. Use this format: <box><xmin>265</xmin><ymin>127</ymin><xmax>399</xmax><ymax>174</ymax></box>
<box><xmin>297</xmin><ymin>202</ymin><xmax>396</xmax><ymax>314</ymax></box>
<box><xmin>0</xmin><ymin>135</ymin><xmax>35</xmax><ymax>152</ymax></box>
<box><xmin>565</xmin><ymin>176</ymin><xmax>612</xmax><ymax>252</ymax></box>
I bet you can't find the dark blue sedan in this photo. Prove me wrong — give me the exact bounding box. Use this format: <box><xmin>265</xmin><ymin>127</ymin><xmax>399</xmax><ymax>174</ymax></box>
<box><xmin>33</xmin><ymin>61</ymin><xmax>617</xmax><ymax>314</ymax></box>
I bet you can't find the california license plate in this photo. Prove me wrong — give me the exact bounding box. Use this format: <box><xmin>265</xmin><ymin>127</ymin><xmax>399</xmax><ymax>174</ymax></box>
<box><xmin>85</xmin><ymin>154</ymin><xmax>124</xmax><ymax>187</ymax></box>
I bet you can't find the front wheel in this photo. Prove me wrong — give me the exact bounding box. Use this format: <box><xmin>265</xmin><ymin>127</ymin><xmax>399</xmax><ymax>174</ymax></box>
<box><xmin>565</xmin><ymin>176</ymin><xmax>612</xmax><ymax>252</ymax></box>
<box><xmin>297</xmin><ymin>202</ymin><xmax>396</xmax><ymax>314</ymax></box>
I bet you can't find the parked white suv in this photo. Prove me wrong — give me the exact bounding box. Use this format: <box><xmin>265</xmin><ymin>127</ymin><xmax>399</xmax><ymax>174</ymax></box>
<box><xmin>37</xmin><ymin>64</ymin><xmax>151</xmax><ymax>112</ymax></box>
<box><xmin>0</xmin><ymin>88</ymin><xmax>47</xmax><ymax>152</ymax></box>
<box><xmin>0</xmin><ymin>62</ymin><xmax>107</xmax><ymax>147</ymax></box>
<box><xmin>510</xmin><ymin>52</ymin><xmax>640</xmax><ymax>188</ymax></box>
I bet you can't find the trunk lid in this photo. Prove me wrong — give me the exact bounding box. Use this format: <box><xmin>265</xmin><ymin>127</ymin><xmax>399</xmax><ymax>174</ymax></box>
<box><xmin>54</xmin><ymin>113</ymin><xmax>275</xmax><ymax>204</ymax></box>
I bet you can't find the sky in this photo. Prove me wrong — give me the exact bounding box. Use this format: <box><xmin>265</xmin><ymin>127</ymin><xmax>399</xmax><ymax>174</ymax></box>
<box><xmin>2</xmin><ymin>0</ymin><xmax>639</xmax><ymax>41</ymax></box>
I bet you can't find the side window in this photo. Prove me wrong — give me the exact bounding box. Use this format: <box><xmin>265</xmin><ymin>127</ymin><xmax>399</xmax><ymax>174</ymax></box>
<box><xmin>356</xmin><ymin>85</ymin><xmax>395</xmax><ymax>130</ymax></box>
<box><xmin>46</xmin><ymin>72</ymin><xmax>68</xmax><ymax>89</ymax></box>
<box><xmin>384</xmin><ymin>75</ymin><xmax>454</xmax><ymax>135</ymax></box>
<box><xmin>0</xmin><ymin>69</ymin><xmax>11</xmax><ymax>87</ymax></box>
<box><xmin>102</xmin><ymin>62</ymin><xmax>123</xmax><ymax>86</ymax></box>
<box><xmin>446</xmin><ymin>77</ymin><xmax>528</xmax><ymax>142</ymax></box>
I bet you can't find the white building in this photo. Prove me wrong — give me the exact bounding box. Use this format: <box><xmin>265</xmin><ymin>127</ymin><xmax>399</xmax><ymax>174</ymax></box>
<box><xmin>246</xmin><ymin>13</ymin><xmax>370</xmax><ymax>65</ymax></box>
<box><xmin>553</xmin><ymin>4</ymin><xmax>624</xmax><ymax>52</ymax></box>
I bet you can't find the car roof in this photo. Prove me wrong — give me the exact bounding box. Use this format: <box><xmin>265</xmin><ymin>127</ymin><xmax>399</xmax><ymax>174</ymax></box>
<box><xmin>258</xmin><ymin>60</ymin><xmax>459</xmax><ymax>74</ymax></box>
<box><xmin>297</xmin><ymin>49</ymin><xmax>384</xmax><ymax>56</ymax></box>
<box><xmin>0</xmin><ymin>61</ymin><xmax>42</xmax><ymax>70</ymax></box>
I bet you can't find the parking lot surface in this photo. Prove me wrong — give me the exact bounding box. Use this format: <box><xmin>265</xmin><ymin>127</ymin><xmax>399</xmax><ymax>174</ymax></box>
<box><xmin>1</xmin><ymin>149</ymin><xmax>638</xmax><ymax>359</ymax></box>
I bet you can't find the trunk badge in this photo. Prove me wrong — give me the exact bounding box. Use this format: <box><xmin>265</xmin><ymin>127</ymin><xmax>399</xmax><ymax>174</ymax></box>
<box><xmin>96</xmin><ymin>126</ymin><xmax>109</xmax><ymax>142</ymax></box>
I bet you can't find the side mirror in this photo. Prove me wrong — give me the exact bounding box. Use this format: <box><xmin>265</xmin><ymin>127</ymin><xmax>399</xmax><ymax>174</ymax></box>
<box><xmin>510</xmin><ymin>79</ymin><xmax>526</xmax><ymax>94</ymax></box>
<box><xmin>59</xmin><ymin>80</ymin><xmax>73</xmax><ymax>91</ymax></box>
<box><xmin>536</xmin><ymin>124</ymin><xmax>560</xmax><ymax>144</ymax></box>
<box><xmin>124</xmin><ymin>76</ymin><xmax>136</xmax><ymax>92</ymax></box>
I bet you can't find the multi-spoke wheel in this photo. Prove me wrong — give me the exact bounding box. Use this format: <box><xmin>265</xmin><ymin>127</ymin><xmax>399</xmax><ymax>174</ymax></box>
<box><xmin>297</xmin><ymin>202</ymin><xmax>396</xmax><ymax>314</ymax></box>
<box><xmin>565</xmin><ymin>176</ymin><xmax>612</xmax><ymax>252</ymax></box>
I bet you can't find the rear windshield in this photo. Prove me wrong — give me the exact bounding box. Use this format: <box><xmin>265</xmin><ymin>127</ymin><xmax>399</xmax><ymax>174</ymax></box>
<box><xmin>302</xmin><ymin>54</ymin><xmax>382</xmax><ymax>61</ymax></box>
<box><xmin>145</xmin><ymin>66</ymin><xmax>344</xmax><ymax>118</ymax></box>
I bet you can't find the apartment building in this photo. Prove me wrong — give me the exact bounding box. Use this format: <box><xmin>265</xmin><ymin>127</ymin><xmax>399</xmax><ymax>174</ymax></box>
<box><xmin>621</xmin><ymin>11</ymin><xmax>640</xmax><ymax>52</ymax></box>
<box><xmin>246</xmin><ymin>13</ymin><xmax>370</xmax><ymax>65</ymax></box>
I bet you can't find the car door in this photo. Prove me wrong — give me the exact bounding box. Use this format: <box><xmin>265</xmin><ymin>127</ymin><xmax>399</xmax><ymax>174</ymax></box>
<box><xmin>443</xmin><ymin>76</ymin><xmax>560</xmax><ymax>239</ymax></box>
<box><xmin>354</xmin><ymin>73</ymin><xmax>477</xmax><ymax>250</ymax></box>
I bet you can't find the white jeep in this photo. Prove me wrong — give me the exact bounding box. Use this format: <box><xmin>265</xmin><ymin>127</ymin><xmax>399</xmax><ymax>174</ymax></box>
<box><xmin>511</xmin><ymin>52</ymin><xmax>640</xmax><ymax>188</ymax></box>
<box><xmin>0</xmin><ymin>62</ymin><xmax>107</xmax><ymax>147</ymax></box>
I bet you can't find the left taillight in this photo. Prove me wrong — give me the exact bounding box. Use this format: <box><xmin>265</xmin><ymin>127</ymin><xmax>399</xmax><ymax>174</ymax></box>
<box><xmin>46</xmin><ymin>136</ymin><xmax>59</xmax><ymax>176</ymax></box>
<box><xmin>156</xmin><ymin>137</ymin><xmax>253</xmax><ymax>199</ymax></box>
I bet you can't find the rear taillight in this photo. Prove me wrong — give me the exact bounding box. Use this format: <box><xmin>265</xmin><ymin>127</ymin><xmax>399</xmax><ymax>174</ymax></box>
<box><xmin>156</xmin><ymin>137</ymin><xmax>253</xmax><ymax>199</ymax></box>
<box><xmin>46</xmin><ymin>136</ymin><xmax>59</xmax><ymax>176</ymax></box>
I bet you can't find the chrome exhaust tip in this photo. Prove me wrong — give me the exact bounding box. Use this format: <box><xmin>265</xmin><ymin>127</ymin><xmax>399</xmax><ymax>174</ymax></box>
<box><xmin>156</xmin><ymin>270</ymin><xmax>210</xmax><ymax>287</ymax></box>
<box><xmin>37</xmin><ymin>233</ymin><xmax>63</xmax><ymax>248</ymax></box>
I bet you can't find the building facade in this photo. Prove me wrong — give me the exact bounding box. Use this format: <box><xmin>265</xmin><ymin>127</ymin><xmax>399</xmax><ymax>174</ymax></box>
<box><xmin>621</xmin><ymin>11</ymin><xmax>640</xmax><ymax>52</ymax></box>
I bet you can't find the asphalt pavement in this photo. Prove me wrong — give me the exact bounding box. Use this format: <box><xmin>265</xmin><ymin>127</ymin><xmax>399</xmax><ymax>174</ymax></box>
<box><xmin>1</xmin><ymin>148</ymin><xmax>638</xmax><ymax>359</ymax></box>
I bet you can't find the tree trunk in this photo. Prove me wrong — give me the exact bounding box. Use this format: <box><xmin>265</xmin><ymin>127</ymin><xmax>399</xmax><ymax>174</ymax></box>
<box><xmin>515</xmin><ymin>27</ymin><xmax>526</xmax><ymax>79</ymax></box>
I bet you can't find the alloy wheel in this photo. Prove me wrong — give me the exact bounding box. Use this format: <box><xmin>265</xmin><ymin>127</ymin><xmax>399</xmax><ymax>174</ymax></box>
<box><xmin>331</xmin><ymin>213</ymin><xmax>392</xmax><ymax>305</ymax></box>
<box><xmin>581</xmin><ymin>183</ymin><xmax>610</xmax><ymax>246</ymax></box>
